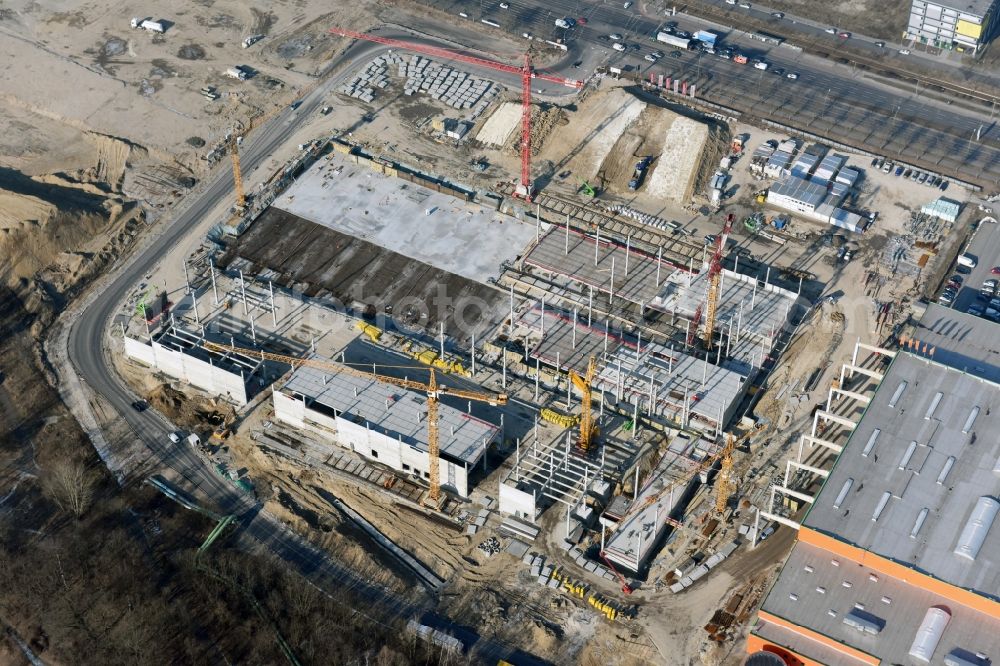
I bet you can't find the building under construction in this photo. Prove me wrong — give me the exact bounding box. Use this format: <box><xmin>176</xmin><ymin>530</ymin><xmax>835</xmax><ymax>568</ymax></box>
<box><xmin>273</xmin><ymin>362</ymin><xmax>500</xmax><ymax>497</ymax></box>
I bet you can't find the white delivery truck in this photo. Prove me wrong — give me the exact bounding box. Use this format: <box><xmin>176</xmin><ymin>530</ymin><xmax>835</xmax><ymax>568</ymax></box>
<box><xmin>186</xmin><ymin>433</ymin><xmax>201</xmax><ymax>447</ymax></box>
<box><xmin>958</xmin><ymin>253</ymin><xmax>978</xmax><ymax>269</ymax></box>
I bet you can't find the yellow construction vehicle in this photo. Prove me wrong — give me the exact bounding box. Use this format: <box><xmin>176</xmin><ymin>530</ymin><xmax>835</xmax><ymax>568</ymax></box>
<box><xmin>202</xmin><ymin>342</ymin><xmax>506</xmax><ymax>504</ymax></box>
<box><xmin>569</xmin><ymin>356</ymin><xmax>598</xmax><ymax>451</ymax></box>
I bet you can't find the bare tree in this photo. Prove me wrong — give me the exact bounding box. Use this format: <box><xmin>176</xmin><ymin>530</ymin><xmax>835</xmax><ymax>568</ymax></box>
<box><xmin>41</xmin><ymin>459</ymin><xmax>96</xmax><ymax>518</ymax></box>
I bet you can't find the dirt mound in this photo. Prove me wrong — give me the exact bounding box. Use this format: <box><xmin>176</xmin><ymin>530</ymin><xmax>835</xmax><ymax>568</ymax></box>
<box><xmin>599</xmin><ymin>104</ymin><xmax>670</xmax><ymax>192</ymax></box>
<box><xmin>149</xmin><ymin>383</ymin><xmax>188</xmax><ymax>413</ymax></box>
<box><xmin>539</xmin><ymin>87</ymin><xmax>645</xmax><ymax>180</ymax></box>
<box><xmin>504</xmin><ymin>104</ymin><xmax>565</xmax><ymax>156</ymax></box>
<box><xmin>176</xmin><ymin>44</ymin><xmax>206</xmax><ymax>60</ymax></box>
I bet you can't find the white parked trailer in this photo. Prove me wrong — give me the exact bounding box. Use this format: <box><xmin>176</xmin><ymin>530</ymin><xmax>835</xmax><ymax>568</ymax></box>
<box><xmin>130</xmin><ymin>17</ymin><xmax>165</xmax><ymax>33</ymax></box>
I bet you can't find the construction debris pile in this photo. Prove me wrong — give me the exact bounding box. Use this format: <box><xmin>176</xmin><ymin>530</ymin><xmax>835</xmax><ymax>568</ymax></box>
<box><xmin>477</xmin><ymin>536</ymin><xmax>502</xmax><ymax>556</ymax></box>
<box><xmin>882</xmin><ymin>211</ymin><xmax>947</xmax><ymax>276</ymax></box>
<box><xmin>505</xmin><ymin>104</ymin><xmax>566</xmax><ymax>157</ymax></box>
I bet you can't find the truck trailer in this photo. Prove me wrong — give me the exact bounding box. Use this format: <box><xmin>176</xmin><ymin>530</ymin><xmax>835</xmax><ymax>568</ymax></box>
<box><xmin>656</xmin><ymin>32</ymin><xmax>693</xmax><ymax>49</ymax></box>
<box><xmin>130</xmin><ymin>17</ymin><xmax>165</xmax><ymax>33</ymax></box>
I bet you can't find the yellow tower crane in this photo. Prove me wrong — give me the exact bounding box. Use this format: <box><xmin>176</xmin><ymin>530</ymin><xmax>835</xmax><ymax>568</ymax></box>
<box><xmin>569</xmin><ymin>355</ymin><xmax>598</xmax><ymax>451</ymax></box>
<box><xmin>202</xmin><ymin>342</ymin><xmax>507</xmax><ymax>504</ymax></box>
<box><xmin>715</xmin><ymin>426</ymin><xmax>762</xmax><ymax>514</ymax></box>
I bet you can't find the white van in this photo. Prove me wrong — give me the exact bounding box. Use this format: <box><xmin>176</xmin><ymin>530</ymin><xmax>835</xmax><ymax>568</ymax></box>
<box><xmin>186</xmin><ymin>433</ymin><xmax>201</xmax><ymax>447</ymax></box>
<box><xmin>958</xmin><ymin>253</ymin><xmax>978</xmax><ymax>269</ymax></box>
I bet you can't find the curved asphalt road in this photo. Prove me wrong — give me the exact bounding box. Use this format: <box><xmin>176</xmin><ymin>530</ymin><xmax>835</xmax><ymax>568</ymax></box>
<box><xmin>64</xmin><ymin>29</ymin><xmax>578</xmax><ymax>663</ymax></box>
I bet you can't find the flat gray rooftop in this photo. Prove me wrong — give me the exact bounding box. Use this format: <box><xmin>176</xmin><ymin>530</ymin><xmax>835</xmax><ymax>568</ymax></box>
<box><xmin>769</xmin><ymin>175</ymin><xmax>827</xmax><ymax>208</ymax></box>
<box><xmin>282</xmin><ymin>362</ymin><xmax>499</xmax><ymax>465</ymax></box>
<box><xmin>523</xmin><ymin>225</ymin><xmax>684</xmax><ymax>308</ymax></box>
<box><xmin>803</xmin><ymin>352</ymin><xmax>1000</xmax><ymax>601</ymax></box>
<box><xmin>604</xmin><ymin>432</ymin><xmax>706</xmax><ymax>571</ymax></box>
<box><xmin>517</xmin><ymin>303</ymin><xmax>627</xmax><ymax>374</ymax></box>
<box><xmin>596</xmin><ymin>340</ymin><xmax>752</xmax><ymax>427</ymax></box>
<box><xmin>914</xmin><ymin>302</ymin><xmax>1000</xmax><ymax>384</ymax></box>
<box><xmin>272</xmin><ymin>151</ymin><xmax>535</xmax><ymax>284</ymax></box>
<box><xmin>654</xmin><ymin>268</ymin><xmax>798</xmax><ymax>344</ymax></box>
<box><xmin>927</xmin><ymin>0</ymin><xmax>995</xmax><ymax>18</ymax></box>
<box><xmin>757</xmin><ymin>541</ymin><xmax>1000</xmax><ymax>665</ymax></box>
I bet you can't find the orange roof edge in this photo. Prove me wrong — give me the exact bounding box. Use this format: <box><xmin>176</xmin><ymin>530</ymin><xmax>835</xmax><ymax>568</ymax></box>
<box><xmin>799</xmin><ymin>527</ymin><xmax>1000</xmax><ymax>618</ymax></box>
<box><xmin>756</xmin><ymin>610</ymin><xmax>881</xmax><ymax>666</ymax></box>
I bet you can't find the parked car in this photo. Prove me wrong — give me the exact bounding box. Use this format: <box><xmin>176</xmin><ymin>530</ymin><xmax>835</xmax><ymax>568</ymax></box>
<box><xmin>968</xmin><ymin>304</ymin><xmax>985</xmax><ymax>316</ymax></box>
<box><xmin>938</xmin><ymin>292</ymin><xmax>954</xmax><ymax>305</ymax></box>
<box><xmin>940</xmin><ymin>180</ymin><xmax>949</xmax><ymax>191</ymax></box>
<box><xmin>771</xmin><ymin>67</ymin><xmax>785</xmax><ymax>76</ymax></box>
<box><xmin>623</xmin><ymin>1</ymin><xmax>632</xmax><ymax>8</ymax></box>
<box><xmin>894</xmin><ymin>165</ymin><xmax>905</xmax><ymax>176</ymax></box>
<box><xmin>910</xmin><ymin>170</ymin><xmax>921</xmax><ymax>181</ymax></box>
<box><xmin>838</xmin><ymin>32</ymin><xmax>851</xmax><ymax>39</ymax></box>
<box><xmin>613</xmin><ymin>42</ymin><xmax>626</xmax><ymax>51</ymax></box>
<box><xmin>499</xmin><ymin>2</ymin><xmax>509</xmax><ymax>7</ymax></box>
<box><xmin>950</xmin><ymin>275</ymin><xmax>964</xmax><ymax>284</ymax></box>
<box><xmin>874</xmin><ymin>41</ymin><xmax>886</xmax><ymax>48</ymax></box>
<box><xmin>899</xmin><ymin>48</ymin><xmax>911</xmax><ymax>55</ymax></box>
<box><xmin>984</xmin><ymin>279</ymin><xmax>998</xmax><ymax>291</ymax></box>
<box><xmin>825</xmin><ymin>27</ymin><xmax>837</xmax><ymax>34</ymax></box>
<box><xmin>738</xmin><ymin>2</ymin><xmax>752</xmax><ymax>8</ymax></box>
<box><xmin>918</xmin><ymin>172</ymin><xmax>929</xmax><ymax>184</ymax></box>
<box><xmin>786</xmin><ymin>72</ymin><xmax>799</xmax><ymax>79</ymax></box>
<box><xmin>168</xmin><ymin>432</ymin><xmax>182</xmax><ymax>444</ymax></box>
<box><xmin>771</xmin><ymin>11</ymin><xmax>785</xmax><ymax>18</ymax></box>
<box><xmin>132</xmin><ymin>399</ymin><xmax>149</xmax><ymax>412</ymax></box>
<box><xmin>609</xmin><ymin>33</ymin><xmax>623</xmax><ymax>40</ymax></box>
<box><xmin>882</xmin><ymin>161</ymin><xmax>893</xmax><ymax>173</ymax></box>
<box><xmin>903</xmin><ymin>168</ymin><xmax>912</xmax><ymax>177</ymax></box>
<box><xmin>991</xmin><ymin>266</ymin><xmax>1000</xmax><ymax>275</ymax></box>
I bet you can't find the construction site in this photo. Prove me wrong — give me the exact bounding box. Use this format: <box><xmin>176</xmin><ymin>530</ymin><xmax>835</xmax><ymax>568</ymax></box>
<box><xmin>88</xmin><ymin>21</ymin><xmax>839</xmax><ymax>663</ymax></box>
<box><xmin>88</xmin><ymin>13</ymin><xmax>981</xmax><ymax>666</ymax></box>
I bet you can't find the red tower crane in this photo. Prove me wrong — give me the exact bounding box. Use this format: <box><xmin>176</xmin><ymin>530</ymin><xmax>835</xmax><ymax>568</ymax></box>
<box><xmin>685</xmin><ymin>213</ymin><xmax>734</xmax><ymax>348</ymax></box>
<box><xmin>328</xmin><ymin>27</ymin><xmax>582</xmax><ymax>199</ymax></box>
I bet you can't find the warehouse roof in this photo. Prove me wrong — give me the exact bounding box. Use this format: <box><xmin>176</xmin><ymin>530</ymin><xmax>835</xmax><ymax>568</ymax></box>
<box><xmin>802</xmin><ymin>352</ymin><xmax>1000</xmax><ymax>601</ymax></box>
<box><xmin>768</xmin><ymin>175</ymin><xmax>827</xmax><ymax>208</ymax></box>
<box><xmin>913</xmin><ymin>302</ymin><xmax>1000</xmax><ymax>384</ymax></box>
<box><xmin>283</xmin><ymin>363</ymin><xmax>499</xmax><ymax>465</ymax></box>
<box><xmin>756</xmin><ymin>541</ymin><xmax>1000</xmax><ymax>665</ymax></box>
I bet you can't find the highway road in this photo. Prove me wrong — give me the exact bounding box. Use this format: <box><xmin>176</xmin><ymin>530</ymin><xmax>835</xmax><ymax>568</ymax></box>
<box><xmin>427</xmin><ymin>0</ymin><xmax>1000</xmax><ymax>189</ymax></box>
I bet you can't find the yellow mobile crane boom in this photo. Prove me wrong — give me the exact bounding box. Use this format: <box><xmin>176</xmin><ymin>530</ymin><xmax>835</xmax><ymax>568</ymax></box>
<box><xmin>202</xmin><ymin>342</ymin><xmax>507</xmax><ymax>503</ymax></box>
<box><xmin>569</xmin><ymin>356</ymin><xmax>598</xmax><ymax>451</ymax></box>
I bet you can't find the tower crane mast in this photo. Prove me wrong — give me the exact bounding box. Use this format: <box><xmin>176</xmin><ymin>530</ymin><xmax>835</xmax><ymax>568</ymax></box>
<box><xmin>569</xmin><ymin>355</ymin><xmax>598</xmax><ymax>451</ymax></box>
<box><xmin>327</xmin><ymin>27</ymin><xmax>582</xmax><ymax>199</ymax></box>
<box><xmin>202</xmin><ymin>342</ymin><xmax>507</xmax><ymax>503</ymax></box>
<box><xmin>703</xmin><ymin>213</ymin><xmax>734</xmax><ymax>350</ymax></box>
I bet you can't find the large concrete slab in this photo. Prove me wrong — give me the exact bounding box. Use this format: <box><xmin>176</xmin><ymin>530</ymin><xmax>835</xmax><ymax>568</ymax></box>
<box><xmin>272</xmin><ymin>151</ymin><xmax>535</xmax><ymax>284</ymax></box>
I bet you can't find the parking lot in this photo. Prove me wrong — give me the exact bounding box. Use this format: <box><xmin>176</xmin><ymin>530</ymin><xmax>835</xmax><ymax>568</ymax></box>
<box><xmin>941</xmin><ymin>218</ymin><xmax>1000</xmax><ymax>319</ymax></box>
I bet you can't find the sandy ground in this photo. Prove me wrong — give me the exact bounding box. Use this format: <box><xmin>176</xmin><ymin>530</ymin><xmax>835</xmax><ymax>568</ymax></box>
<box><xmin>646</xmin><ymin>117</ymin><xmax>710</xmax><ymax>203</ymax></box>
<box><xmin>476</xmin><ymin>101</ymin><xmax>522</xmax><ymax>147</ymax></box>
<box><xmin>546</xmin><ymin>88</ymin><xmax>646</xmax><ymax>181</ymax></box>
